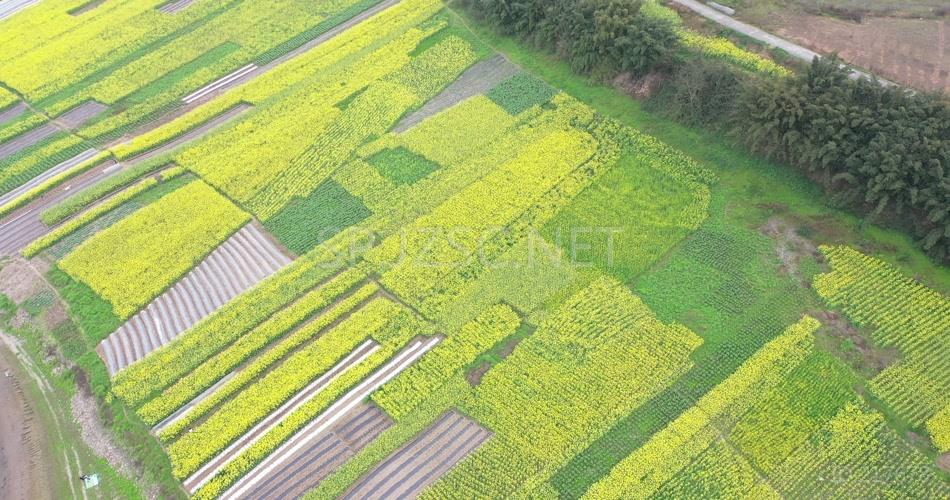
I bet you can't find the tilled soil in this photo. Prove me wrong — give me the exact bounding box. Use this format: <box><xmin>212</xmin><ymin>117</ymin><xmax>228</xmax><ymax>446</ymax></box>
<box><xmin>764</xmin><ymin>13</ymin><xmax>949</xmax><ymax>92</ymax></box>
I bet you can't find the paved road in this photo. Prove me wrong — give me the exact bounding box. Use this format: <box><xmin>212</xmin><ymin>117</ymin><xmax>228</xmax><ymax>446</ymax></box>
<box><xmin>671</xmin><ymin>0</ymin><xmax>897</xmax><ymax>86</ymax></box>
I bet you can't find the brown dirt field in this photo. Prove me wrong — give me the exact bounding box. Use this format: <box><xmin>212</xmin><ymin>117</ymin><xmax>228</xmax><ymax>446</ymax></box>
<box><xmin>0</xmin><ymin>259</ymin><xmax>45</xmax><ymax>304</ymax></box>
<box><xmin>759</xmin><ymin>13</ymin><xmax>949</xmax><ymax>92</ymax></box>
<box><xmin>0</xmin><ymin>344</ymin><xmax>53</xmax><ymax>500</ymax></box>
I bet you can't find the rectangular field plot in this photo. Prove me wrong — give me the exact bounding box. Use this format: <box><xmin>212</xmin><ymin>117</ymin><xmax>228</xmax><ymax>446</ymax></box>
<box><xmin>56</xmin><ymin>100</ymin><xmax>109</xmax><ymax>129</ymax></box>
<box><xmin>392</xmin><ymin>55</ymin><xmax>519</xmax><ymax>133</ymax></box>
<box><xmin>97</xmin><ymin>223</ymin><xmax>291</xmax><ymax>374</ymax></box>
<box><xmin>211</xmin><ymin>335</ymin><xmax>442</xmax><ymax>498</ymax></box>
<box><xmin>59</xmin><ymin>179</ymin><xmax>250</xmax><ymax>319</ymax></box>
<box><xmin>240</xmin><ymin>402</ymin><xmax>392</xmax><ymax>500</ymax></box>
<box><xmin>342</xmin><ymin>410</ymin><xmax>490</xmax><ymax>500</ymax></box>
<box><xmin>0</xmin><ymin>123</ymin><xmax>59</xmax><ymax>160</ymax></box>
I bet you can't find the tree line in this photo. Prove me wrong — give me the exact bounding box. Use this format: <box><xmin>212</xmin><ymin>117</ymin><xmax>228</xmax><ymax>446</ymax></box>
<box><xmin>458</xmin><ymin>0</ymin><xmax>950</xmax><ymax>262</ymax></box>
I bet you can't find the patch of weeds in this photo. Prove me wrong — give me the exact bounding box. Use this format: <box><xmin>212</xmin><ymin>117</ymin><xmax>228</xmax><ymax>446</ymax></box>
<box><xmin>367</xmin><ymin>147</ymin><xmax>440</xmax><ymax>185</ymax></box>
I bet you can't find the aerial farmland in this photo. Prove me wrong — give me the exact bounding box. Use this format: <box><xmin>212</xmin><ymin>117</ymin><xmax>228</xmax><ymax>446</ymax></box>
<box><xmin>0</xmin><ymin>0</ymin><xmax>947</xmax><ymax>499</ymax></box>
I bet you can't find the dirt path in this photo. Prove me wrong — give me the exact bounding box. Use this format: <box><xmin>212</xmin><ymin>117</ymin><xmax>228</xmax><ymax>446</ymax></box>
<box><xmin>0</xmin><ymin>343</ymin><xmax>53</xmax><ymax>500</ymax></box>
<box><xmin>0</xmin><ymin>331</ymin><xmax>85</xmax><ymax>500</ymax></box>
<box><xmin>670</xmin><ymin>0</ymin><xmax>897</xmax><ymax>86</ymax></box>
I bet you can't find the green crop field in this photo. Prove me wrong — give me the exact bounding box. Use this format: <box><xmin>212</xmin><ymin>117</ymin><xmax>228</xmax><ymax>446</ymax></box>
<box><xmin>0</xmin><ymin>0</ymin><xmax>947</xmax><ymax>499</ymax></box>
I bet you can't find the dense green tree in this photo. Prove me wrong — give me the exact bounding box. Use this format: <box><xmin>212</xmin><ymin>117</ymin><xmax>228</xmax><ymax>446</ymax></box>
<box><xmin>459</xmin><ymin>0</ymin><xmax>677</xmax><ymax>76</ymax></box>
<box><xmin>738</xmin><ymin>58</ymin><xmax>950</xmax><ymax>260</ymax></box>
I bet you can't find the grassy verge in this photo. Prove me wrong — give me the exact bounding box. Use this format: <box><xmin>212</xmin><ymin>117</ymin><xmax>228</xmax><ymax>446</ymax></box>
<box><xmin>0</xmin><ymin>286</ymin><xmax>178</xmax><ymax>498</ymax></box>
<box><xmin>444</xmin><ymin>4</ymin><xmax>950</xmax><ymax>294</ymax></box>
<box><xmin>446</xmin><ymin>3</ymin><xmax>950</xmax><ymax>495</ymax></box>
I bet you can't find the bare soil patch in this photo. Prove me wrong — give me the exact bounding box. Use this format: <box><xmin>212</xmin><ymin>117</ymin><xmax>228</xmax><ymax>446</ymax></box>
<box><xmin>760</xmin><ymin>216</ymin><xmax>820</xmax><ymax>284</ymax></box>
<box><xmin>466</xmin><ymin>360</ymin><xmax>490</xmax><ymax>387</ymax></box>
<box><xmin>0</xmin><ymin>344</ymin><xmax>53</xmax><ymax>500</ymax></box>
<box><xmin>0</xmin><ymin>259</ymin><xmax>44</xmax><ymax>304</ymax></box>
<box><xmin>814</xmin><ymin>309</ymin><xmax>899</xmax><ymax>377</ymax></box>
<box><xmin>757</xmin><ymin>12</ymin><xmax>949</xmax><ymax>92</ymax></box>
<box><xmin>938</xmin><ymin>452</ymin><xmax>950</xmax><ymax>473</ymax></box>
<box><xmin>613</xmin><ymin>71</ymin><xmax>667</xmax><ymax>100</ymax></box>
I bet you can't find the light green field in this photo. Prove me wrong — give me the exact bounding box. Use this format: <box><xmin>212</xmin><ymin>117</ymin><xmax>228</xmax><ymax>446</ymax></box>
<box><xmin>0</xmin><ymin>0</ymin><xmax>946</xmax><ymax>498</ymax></box>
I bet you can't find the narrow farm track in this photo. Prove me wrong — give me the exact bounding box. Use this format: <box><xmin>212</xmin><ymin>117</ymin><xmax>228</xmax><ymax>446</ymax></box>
<box><xmin>243</xmin><ymin>403</ymin><xmax>392</xmax><ymax>500</ymax></box>
<box><xmin>393</xmin><ymin>54</ymin><xmax>519</xmax><ymax>132</ymax></box>
<box><xmin>0</xmin><ymin>148</ymin><xmax>99</xmax><ymax>208</ymax></box>
<box><xmin>98</xmin><ymin>223</ymin><xmax>292</xmax><ymax>375</ymax></box>
<box><xmin>220</xmin><ymin>336</ymin><xmax>443</xmax><ymax>500</ymax></box>
<box><xmin>187</xmin><ymin>339</ymin><xmax>383</xmax><ymax>494</ymax></box>
<box><xmin>0</xmin><ymin>154</ymin><xmax>116</xmax><ymax>256</ymax></box>
<box><xmin>670</xmin><ymin>0</ymin><xmax>897</xmax><ymax>86</ymax></box>
<box><xmin>342</xmin><ymin>411</ymin><xmax>491</xmax><ymax>500</ymax></box>
<box><xmin>0</xmin><ymin>0</ymin><xmax>38</xmax><ymax>21</ymax></box>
